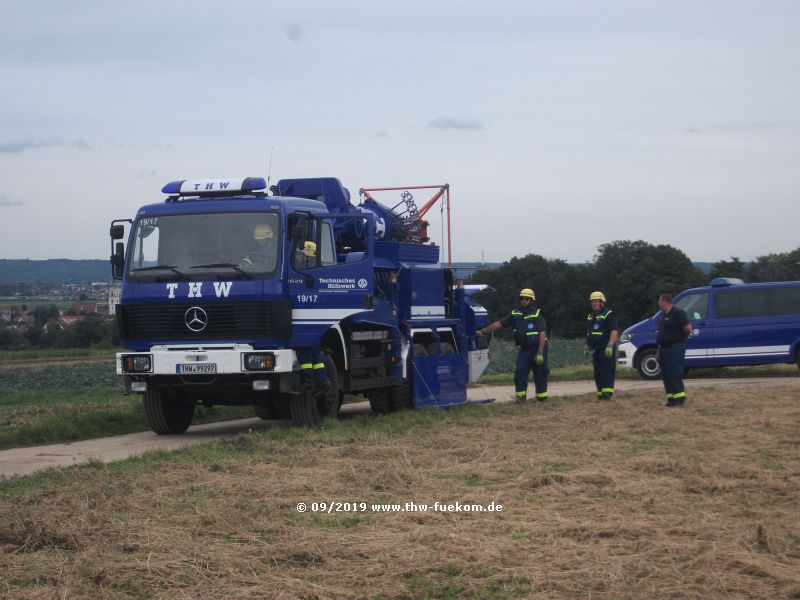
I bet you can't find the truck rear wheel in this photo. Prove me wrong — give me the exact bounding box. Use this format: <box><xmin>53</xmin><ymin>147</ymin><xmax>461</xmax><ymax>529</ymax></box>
<box><xmin>368</xmin><ymin>389</ymin><xmax>392</xmax><ymax>414</ymax></box>
<box><xmin>636</xmin><ymin>349</ymin><xmax>662</xmax><ymax>380</ymax></box>
<box><xmin>289</xmin><ymin>351</ymin><xmax>340</xmax><ymax>426</ymax></box>
<box><xmin>143</xmin><ymin>387</ymin><xmax>195</xmax><ymax>434</ymax></box>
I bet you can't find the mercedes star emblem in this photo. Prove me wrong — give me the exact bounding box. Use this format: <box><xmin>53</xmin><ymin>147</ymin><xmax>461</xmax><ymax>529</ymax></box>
<box><xmin>184</xmin><ymin>307</ymin><xmax>208</xmax><ymax>332</ymax></box>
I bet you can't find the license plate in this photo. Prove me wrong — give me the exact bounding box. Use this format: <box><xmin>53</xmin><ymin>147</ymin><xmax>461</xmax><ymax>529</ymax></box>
<box><xmin>177</xmin><ymin>363</ymin><xmax>217</xmax><ymax>374</ymax></box>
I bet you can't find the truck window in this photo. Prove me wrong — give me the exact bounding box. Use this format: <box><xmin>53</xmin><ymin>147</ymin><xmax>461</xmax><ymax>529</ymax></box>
<box><xmin>675</xmin><ymin>292</ymin><xmax>708</xmax><ymax>320</ymax></box>
<box><xmin>320</xmin><ymin>222</ymin><xmax>336</xmax><ymax>266</ymax></box>
<box><xmin>128</xmin><ymin>212</ymin><xmax>280</xmax><ymax>279</ymax></box>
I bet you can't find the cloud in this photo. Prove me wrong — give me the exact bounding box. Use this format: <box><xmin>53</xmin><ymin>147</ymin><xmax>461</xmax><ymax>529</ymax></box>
<box><xmin>427</xmin><ymin>116</ymin><xmax>485</xmax><ymax>131</ymax></box>
<box><xmin>286</xmin><ymin>23</ymin><xmax>305</xmax><ymax>43</ymax></box>
<box><xmin>0</xmin><ymin>195</ymin><xmax>24</xmax><ymax>207</ymax></box>
<box><xmin>0</xmin><ymin>137</ymin><xmax>91</xmax><ymax>154</ymax></box>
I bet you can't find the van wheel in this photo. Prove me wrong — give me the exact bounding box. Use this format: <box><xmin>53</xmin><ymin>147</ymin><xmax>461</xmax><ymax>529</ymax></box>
<box><xmin>636</xmin><ymin>349</ymin><xmax>661</xmax><ymax>380</ymax></box>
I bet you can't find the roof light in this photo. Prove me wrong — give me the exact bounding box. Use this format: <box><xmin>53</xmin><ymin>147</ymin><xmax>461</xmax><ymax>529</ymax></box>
<box><xmin>161</xmin><ymin>177</ymin><xmax>267</xmax><ymax>196</ymax></box>
<box><xmin>710</xmin><ymin>277</ymin><xmax>745</xmax><ymax>287</ymax></box>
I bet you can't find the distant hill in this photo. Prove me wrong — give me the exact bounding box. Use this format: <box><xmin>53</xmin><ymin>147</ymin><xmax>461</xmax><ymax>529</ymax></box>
<box><xmin>0</xmin><ymin>259</ymin><xmax>110</xmax><ymax>284</ymax></box>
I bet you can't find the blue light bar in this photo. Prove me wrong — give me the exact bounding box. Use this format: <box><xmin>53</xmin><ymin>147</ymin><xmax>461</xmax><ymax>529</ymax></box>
<box><xmin>161</xmin><ymin>177</ymin><xmax>267</xmax><ymax>195</ymax></box>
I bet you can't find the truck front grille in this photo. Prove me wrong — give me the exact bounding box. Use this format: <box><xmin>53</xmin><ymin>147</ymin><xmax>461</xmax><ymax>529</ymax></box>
<box><xmin>118</xmin><ymin>301</ymin><xmax>292</xmax><ymax>341</ymax></box>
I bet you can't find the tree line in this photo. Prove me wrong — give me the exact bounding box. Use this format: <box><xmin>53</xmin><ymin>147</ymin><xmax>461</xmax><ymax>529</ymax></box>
<box><xmin>465</xmin><ymin>241</ymin><xmax>800</xmax><ymax>339</ymax></box>
<box><xmin>0</xmin><ymin>308</ymin><xmax>118</xmax><ymax>351</ymax></box>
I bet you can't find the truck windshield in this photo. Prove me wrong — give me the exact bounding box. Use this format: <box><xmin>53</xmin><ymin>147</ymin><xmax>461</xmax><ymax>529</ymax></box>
<box><xmin>127</xmin><ymin>212</ymin><xmax>280</xmax><ymax>280</ymax></box>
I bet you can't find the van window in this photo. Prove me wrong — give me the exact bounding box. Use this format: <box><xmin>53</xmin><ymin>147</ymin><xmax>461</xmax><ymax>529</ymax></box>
<box><xmin>675</xmin><ymin>292</ymin><xmax>708</xmax><ymax>320</ymax></box>
<box><xmin>772</xmin><ymin>288</ymin><xmax>800</xmax><ymax>315</ymax></box>
<box><xmin>716</xmin><ymin>289</ymin><xmax>774</xmax><ymax>318</ymax></box>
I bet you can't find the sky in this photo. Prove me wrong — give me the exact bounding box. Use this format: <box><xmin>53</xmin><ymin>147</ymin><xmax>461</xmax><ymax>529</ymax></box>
<box><xmin>1</xmin><ymin>0</ymin><xmax>798</xmax><ymax>264</ymax></box>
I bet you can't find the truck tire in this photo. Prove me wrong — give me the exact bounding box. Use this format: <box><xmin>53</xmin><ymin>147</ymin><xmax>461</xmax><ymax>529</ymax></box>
<box><xmin>289</xmin><ymin>351</ymin><xmax>340</xmax><ymax>426</ymax></box>
<box><xmin>367</xmin><ymin>389</ymin><xmax>392</xmax><ymax>414</ymax></box>
<box><xmin>253</xmin><ymin>395</ymin><xmax>291</xmax><ymax>420</ymax></box>
<box><xmin>143</xmin><ymin>388</ymin><xmax>195</xmax><ymax>434</ymax></box>
<box><xmin>636</xmin><ymin>348</ymin><xmax>661</xmax><ymax>380</ymax></box>
<box><xmin>390</xmin><ymin>379</ymin><xmax>413</xmax><ymax>411</ymax></box>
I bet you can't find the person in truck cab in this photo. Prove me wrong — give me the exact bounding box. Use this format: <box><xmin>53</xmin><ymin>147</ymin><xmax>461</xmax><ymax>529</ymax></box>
<box><xmin>241</xmin><ymin>222</ymin><xmax>277</xmax><ymax>269</ymax></box>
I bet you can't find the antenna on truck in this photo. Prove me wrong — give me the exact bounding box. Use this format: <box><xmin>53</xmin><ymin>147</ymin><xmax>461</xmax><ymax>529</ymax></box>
<box><xmin>266</xmin><ymin>146</ymin><xmax>274</xmax><ymax>192</ymax></box>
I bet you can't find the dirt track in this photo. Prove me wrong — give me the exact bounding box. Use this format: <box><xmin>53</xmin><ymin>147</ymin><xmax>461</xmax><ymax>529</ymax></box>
<box><xmin>1</xmin><ymin>376</ymin><xmax>797</xmax><ymax>479</ymax></box>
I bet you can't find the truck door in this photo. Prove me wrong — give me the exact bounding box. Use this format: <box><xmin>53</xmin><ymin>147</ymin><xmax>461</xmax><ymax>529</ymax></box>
<box><xmin>287</xmin><ymin>215</ymin><xmax>374</xmax><ymax>346</ymax></box>
<box><xmin>674</xmin><ymin>291</ymin><xmax>712</xmax><ymax>363</ymax></box>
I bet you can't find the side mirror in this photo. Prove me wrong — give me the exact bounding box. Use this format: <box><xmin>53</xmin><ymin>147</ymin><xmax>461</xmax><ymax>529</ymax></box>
<box><xmin>110</xmin><ymin>224</ymin><xmax>125</xmax><ymax>240</ymax></box>
<box><xmin>111</xmin><ymin>242</ymin><xmax>124</xmax><ymax>279</ymax></box>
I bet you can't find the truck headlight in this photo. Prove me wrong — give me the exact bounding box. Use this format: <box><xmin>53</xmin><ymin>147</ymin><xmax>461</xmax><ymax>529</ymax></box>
<box><xmin>122</xmin><ymin>354</ymin><xmax>152</xmax><ymax>373</ymax></box>
<box><xmin>244</xmin><ymin>353</ymin><xmax>275</xmax><ymax>371</ymax></box>
<box><xmin>620</xmin><ymin>333</ymin><xmax>632</xmax><ymax>343</ymax></box>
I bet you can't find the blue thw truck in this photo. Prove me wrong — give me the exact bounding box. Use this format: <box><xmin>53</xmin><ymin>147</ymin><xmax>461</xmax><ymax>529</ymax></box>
<box><xmin>110</xmin><ymin>176</ymin><xmax>491</xmax><ymax>433</ymax></box>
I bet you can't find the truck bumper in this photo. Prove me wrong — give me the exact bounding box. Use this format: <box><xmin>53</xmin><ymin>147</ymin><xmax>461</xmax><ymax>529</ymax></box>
<box><xmin>116</xmin><ymin>344</ymin><xmax>296</xmax><ymax>376</ymax></box>
<box><xmin>617</xmin><ymin>341</ymin><xmax>636</xmax><ymax>369</ymax></box>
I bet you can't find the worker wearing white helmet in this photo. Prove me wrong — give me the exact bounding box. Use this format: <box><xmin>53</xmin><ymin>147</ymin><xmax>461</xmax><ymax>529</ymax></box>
<box><xmin>478</xmin><ymin>287</ymin><xmax>549</xmax><ymax>403</ymax></box>
<box><xmin>586</xmin><ymin>291</ymin><xmax>619</xmax><ymax>400</ymax></box>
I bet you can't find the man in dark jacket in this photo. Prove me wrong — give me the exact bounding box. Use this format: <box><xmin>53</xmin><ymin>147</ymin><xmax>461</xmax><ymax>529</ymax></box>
<box><xmin>656</xmin><ymin>293</ymin><xmax>692</xmax><ymax>407</ymax></box>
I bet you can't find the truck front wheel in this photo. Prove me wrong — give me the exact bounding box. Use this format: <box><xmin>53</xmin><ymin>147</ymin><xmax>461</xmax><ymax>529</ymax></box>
<box><xmin>143</xmin><ymin>387</ymin><xmax>195</xmax><ymax>434</ymax></box>
<box><xmin>290</xmin><ymin>351</ymin><xmax>340</xmax><ymax>426</ymax></box>
<box><xmin>636</xmin><ymin>349</ymin><xmax>662</xmax><ymax>380</ymax></box>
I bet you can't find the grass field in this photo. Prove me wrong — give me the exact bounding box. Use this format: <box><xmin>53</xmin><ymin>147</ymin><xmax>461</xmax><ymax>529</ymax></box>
<box><xmin>1</xmin><ymin>384</ymin><xmax>799</xmax><ymax>598</ymax></box>
<box><xmin>0</xmin><ymin>343</ymin><xmax>797</xmax><ymax>449</ymax></box>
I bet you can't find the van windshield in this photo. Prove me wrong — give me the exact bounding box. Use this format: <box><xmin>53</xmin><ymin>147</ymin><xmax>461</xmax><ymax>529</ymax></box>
<box><xmin>675</xmin><ymin>292</ymin><xmax>709</xmax><ymax>321</ymax></box>
<box><xmin>127</xmin><ymin>212</ymin><xmax>280</xmax><ymax>280</ymax></box>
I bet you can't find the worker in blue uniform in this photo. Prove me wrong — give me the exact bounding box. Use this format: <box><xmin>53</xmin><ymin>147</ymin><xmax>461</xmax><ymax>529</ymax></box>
<box><xmin>478</xmin><ymin>288</ymin><xmax>549</xmax><ymax>402</ymax></box>
<box><xmin>586</xmin><ymin>291</ymin><xmax>619</xmax><ymax>400</ymax></box>
<box><xmin>656</xmin><ymin>293</ymin><xmax>692</xmax><ymax>407</ymax></box>
<box><xmin>293</xmin><ymin>240</ymin><xmax>332</xmax><ymax>396</ymax></box>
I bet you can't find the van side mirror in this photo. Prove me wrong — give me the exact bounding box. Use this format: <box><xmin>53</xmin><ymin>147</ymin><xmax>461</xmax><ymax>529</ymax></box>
<box><xmin>111</xmin><ymin>242</ymin><xmax>124</xmax><ymax>279</ymax></box>
<box><xmin>110</xmin><ymin>224</ymin><xmax>125</xmax><ymax>240</ymax></box>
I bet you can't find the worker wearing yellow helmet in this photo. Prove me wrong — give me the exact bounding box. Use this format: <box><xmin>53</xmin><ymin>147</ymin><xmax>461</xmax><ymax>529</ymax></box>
<box><xmin>478</xmin><ymin>287</ymin><xmax>549</xmax><ymax>403</ymax></box>
<box><xmin>586</xmin><ymin>291</ymin><xmax>619</xmax><ymax>400</ymax></box>
<box><xmin>241</xmin><ymin>221</ymin><xmax>278</xmax><ymax>270</ymax></box>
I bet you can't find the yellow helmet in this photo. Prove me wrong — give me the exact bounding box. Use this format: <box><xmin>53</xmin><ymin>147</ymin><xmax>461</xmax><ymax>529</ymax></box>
<box><xmin>589</xmin><ymin>291</ymin><xmax>606</xmax><ymax>302</ymax></box>
<box><xmin>254</xmin><ymin>223</ymin><xmax>273</xmax><ymax>241</ymax></box>
<box><xmin>301</xmin><ymin>241</ymin><xmax>317</xmax><ymax>258</ymax></box>
<box><xmin>519</xmin><ymin>288</ymin><xmax>535</xmax><ymax>300</ymax></box>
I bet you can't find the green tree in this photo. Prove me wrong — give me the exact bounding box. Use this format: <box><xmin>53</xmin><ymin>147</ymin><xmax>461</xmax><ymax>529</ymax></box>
<box><xmin>744</xmin><ymin>247</ymin><xmax>800</xmax><ymax>282</ymax></box>
<box><xmin>466</xmin><ymin>254</ymin><xmax>587</xmax><ymax>337</ymax></box>
<box><xmin>590</xmin><ymin>240</ymin><xmax>705</xmax><ymax>329</ymax></box>
<box><xmin>709</xmin><ymin>257</ymin><xmax>746</xmax><ymax>280</ymax></box>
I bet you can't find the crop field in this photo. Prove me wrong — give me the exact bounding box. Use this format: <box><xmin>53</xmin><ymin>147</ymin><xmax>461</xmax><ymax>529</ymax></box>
<box><xmin>0</xmin><ymin>363</ymin><xmax>252</xmax><ymax>449</ymax></box>
<box><xmin>1</xmin><ymin>383</ymin><xmax>799</xmax><ymax>598</ymax></box>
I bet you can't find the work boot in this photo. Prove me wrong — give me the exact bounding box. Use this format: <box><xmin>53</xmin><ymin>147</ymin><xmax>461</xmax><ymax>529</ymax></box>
<box><xmin>511</xmin><ymin>394</ymin><xmax>527</xmax><ymax>404</ymax></box>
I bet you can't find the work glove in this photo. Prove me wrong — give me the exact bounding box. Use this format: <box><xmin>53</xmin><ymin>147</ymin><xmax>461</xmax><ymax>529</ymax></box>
<box><xmin>604</xmin><ymin>346</ymin><xmax>613</xmax><ymax>358</ymax></box>
<box><xmin>535</xmin><ymin>353</ymin><xmax>544</xmax><ymax>365</ymax></box>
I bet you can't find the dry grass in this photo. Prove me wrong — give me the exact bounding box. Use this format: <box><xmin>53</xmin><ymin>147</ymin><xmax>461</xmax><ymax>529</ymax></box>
<box><xmin>1</xmin><ymin>384</ymin><xmax>800</xmax><ymax>599</ymax></box>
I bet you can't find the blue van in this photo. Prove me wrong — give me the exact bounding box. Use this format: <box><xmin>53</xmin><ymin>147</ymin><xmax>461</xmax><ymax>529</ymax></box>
<box><xmin>617</xmin><ymin>279</ymin><xmax>800</xmax><ymax>379</ymax></box>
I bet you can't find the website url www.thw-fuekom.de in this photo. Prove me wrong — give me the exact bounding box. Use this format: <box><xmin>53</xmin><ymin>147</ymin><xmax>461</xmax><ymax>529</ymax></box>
<box><xmin>296</xmin><ymin>501</ymin><xmax>503</xmax><ymax>514</ymax></box>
